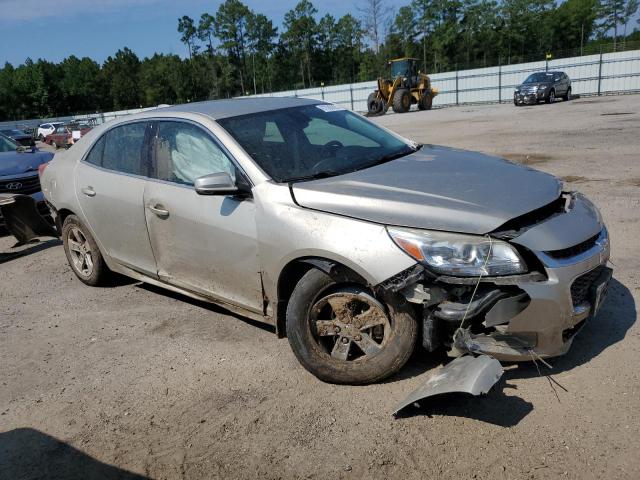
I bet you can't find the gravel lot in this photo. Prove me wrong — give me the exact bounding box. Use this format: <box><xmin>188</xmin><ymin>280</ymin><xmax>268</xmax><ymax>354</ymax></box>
<box><xmin>1</xmin><ymin>95</ymin><xmax>639</xmax><ymax>480</ymax></box>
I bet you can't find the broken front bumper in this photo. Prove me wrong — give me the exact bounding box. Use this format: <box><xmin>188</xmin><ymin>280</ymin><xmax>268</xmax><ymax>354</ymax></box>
<box><xmin>454</xmin><ymin>228</ymin><xmax>611</xmax><ymax>361</ymax></box>
<box><xmin>394</xmin><ymin>193</ymin><xmax>612</xmax><ymax>362</ymax></box>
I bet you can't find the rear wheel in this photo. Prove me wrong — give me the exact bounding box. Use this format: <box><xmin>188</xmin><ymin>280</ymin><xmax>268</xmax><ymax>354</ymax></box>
<box><xmin>367</xmin><ymin>92</ymin><xmax>385</xmax><ymax>115</ymax></box>
<box><xmin>392</xmin><ymin>89</ymin><xmax>411</xmax><ymax>114</ymax></box>
<box><xmin>62</xmin><ymin>215</ymin><xmax>110</xmax><ymax>286</ymax></box>
<box><xmin>51</xmin><ymin>140</ymin><xmax>58</xmax><ymax>149</ymax></box>
<box><xmin>286</xmin><ymin>268</ymin><xmax>417</xmax><ymax>384</ymax></box>
<box><xmin>418</xmin><ymin>93</ymin><xmax>433</xmax><ymax>110</ymax></box>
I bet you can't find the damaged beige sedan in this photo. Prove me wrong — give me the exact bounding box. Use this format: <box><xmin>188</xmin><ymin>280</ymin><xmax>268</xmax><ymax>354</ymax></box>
<box><xmin>34</xmin><ymin>98</ymin><xmax>611</xmax><ymax>388</ymax></box>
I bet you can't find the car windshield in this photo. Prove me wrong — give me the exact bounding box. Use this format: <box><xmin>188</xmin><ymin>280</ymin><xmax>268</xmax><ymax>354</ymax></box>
<box><xmin>217</xmin><ymin>104</ymin><xmax>414</xmax><ymax>182</ymax></box>
<box><xmin>0</xmin><ymin>135</ymin><xmax>18</xmax><ymax>153</ymax></box>
<box><xmin>524</xmin><ymin>72</ymin><xmax>554</xmax><ymax>83</ymax></box>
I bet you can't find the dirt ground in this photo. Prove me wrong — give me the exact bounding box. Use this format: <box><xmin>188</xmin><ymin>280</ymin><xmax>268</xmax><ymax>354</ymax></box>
<box><xmin>1</xmin><ymin>95</ymin><xmax>639</xmax><ymax>480</ymax></box>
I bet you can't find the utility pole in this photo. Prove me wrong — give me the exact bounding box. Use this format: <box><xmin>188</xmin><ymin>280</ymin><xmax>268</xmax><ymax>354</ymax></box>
<box><xmin>580</xmin><ymin>22</ymin><xmax>584</xmax><ymax>56</ymax></box>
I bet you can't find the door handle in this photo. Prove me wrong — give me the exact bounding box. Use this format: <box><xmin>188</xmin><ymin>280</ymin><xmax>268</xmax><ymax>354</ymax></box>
<box><xmin>81</xmin><ymin>186</ymin><xmax>96</xmax><ymax>197</ymax></box>
<box><xmin>147</xmin><ymin>204</ymin><xmax>169</xmax><ymax>218</ymax></box>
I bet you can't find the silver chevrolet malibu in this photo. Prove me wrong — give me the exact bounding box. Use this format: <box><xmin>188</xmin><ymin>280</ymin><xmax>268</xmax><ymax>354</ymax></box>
<box><xmin>39</xmin><ymin>97</ymin><xmax>611</xmax><ymax>384</ymax></box>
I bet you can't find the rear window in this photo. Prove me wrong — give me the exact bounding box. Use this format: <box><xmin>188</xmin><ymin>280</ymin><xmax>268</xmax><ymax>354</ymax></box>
<box><xmin>84</xmin><ymin>136</ymin><xmax>105</xmax><ymax>167</ymax></box>
<box><xmin>102</xmin><ymin>123</ymin><xmax>148</xmax><ymax>176</ymax></box>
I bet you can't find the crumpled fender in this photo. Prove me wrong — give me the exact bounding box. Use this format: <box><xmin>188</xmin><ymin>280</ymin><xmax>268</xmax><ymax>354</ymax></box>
<box><xmin>393</xmin><ymin>354</ymin><xmax>503</xmax><ymax>415</ymax></box>
<box><xmin>0</xmin><ymin>194</ymin><xmax>57</xmax><ymax>245</ymax></box>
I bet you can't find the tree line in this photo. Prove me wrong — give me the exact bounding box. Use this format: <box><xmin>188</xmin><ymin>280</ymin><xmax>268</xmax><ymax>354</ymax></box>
<box><xmin>1</xmin><ymin>0</ymin><xmax>639</xmax><ymax>121</ymax></box>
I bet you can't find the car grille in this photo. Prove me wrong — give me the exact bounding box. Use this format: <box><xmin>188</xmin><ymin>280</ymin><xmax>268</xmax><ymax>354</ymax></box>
<box><xmin>0</xmin><ymin>174</ymin><xmax>41</xmax><ymax>195</ymax></box>
<box><xmin>520</xmin><ymin>86</ymin><xmax>536</xmax><ymax>94</ymax></box>
<box><xmin>570</xmin><ymin>267</ymin><xmax>603</xmax><ymax>307</ymax></box>
<box><xmin>546</xmin><ymin>233</ymin><xmax>599</xmax><ymax>259</ymax></box>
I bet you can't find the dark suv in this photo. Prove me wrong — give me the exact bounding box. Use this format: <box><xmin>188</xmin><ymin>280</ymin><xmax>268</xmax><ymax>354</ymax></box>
<box><xmin>514</xmin><ymin>71</ymin><xmax>571</xmax><ymax>106</ymax></box>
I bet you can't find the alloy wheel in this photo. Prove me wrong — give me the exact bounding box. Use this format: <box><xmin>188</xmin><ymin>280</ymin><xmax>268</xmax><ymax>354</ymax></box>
<box><xmin>67</xmin><ymin>226</ymin><xmax>94</xmax><ymax>277</ymax></box>
<box><xmin>310</xmin><ymin>291</ymin><xmax>391</xmax><ymax>361</ymax></box>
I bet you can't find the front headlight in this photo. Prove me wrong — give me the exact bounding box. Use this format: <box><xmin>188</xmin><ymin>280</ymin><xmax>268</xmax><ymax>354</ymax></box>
<box><xmin>387</xmin><ymin>227</ymin><xmax>527</xmax><ymax>277</ymax></box>
<box><xmin>538</xmin><ymin>84</ymin><xmax>547</xmax><ymax>90</ymax></box>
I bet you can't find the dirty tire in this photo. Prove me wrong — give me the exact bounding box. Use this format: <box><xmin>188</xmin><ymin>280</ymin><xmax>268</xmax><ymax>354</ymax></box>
<box><xmin>418</xmin><ymin>94</ymin><xmax>432</xmax><ymax>110</ymax></box>
<box><xmin>392</xmin><ymin>89</ymin><xmax>411</xmax><ymax>114</ymax></box>
<box><xmin>563</xmin><ymin>87</ymin><xmax>571</xmax><ymax>101</ymax></box>
<box><xmin>367</xmin><ymin>92</ymin><xmax>384</xmax><ymax>115</ymax></box>
<box><xmin>62</xmin><ymin>215</ymin><xmax>110</xmax><ymax>286</ymax></box>
<box><xmin>286</xmin><ymin>268</ymin><xmax>417</xmax><ymax>384</ymax></box>
<box><xmin>546</xmin><ymin>89</ymin><xmax>555</xmax><ymax>104</ymax></box>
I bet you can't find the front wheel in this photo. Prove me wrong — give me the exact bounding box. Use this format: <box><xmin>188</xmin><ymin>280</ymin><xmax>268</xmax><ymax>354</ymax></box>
<box><xmin>546</xmin><ymin>89</ymin><xmax>555</xmax><ymax>104</ymax></box>
<box><xmin>392</xmin><ymin>88</ymin><xmax>411</xmax><ymax>114</ymax></box>
<box><xmin>51</xmin><ymin>140</ymin><xmax>58</xmax><ymax>149</ymax></box>
<box><xmin>563</xmin><ymin>87</ymin><xmax>571</xmax><ymax>101</ymax></box>
<box><xmin>286</xmin><ymin>269</ymin><xmax>417</xmax><ymax>384</ymax></box>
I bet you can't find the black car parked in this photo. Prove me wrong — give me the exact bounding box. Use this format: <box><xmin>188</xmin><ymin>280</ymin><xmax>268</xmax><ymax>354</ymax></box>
<box><xmin>514</xmin><ymin>71</ymin><xmax>571</xmax><ymax>106</ymax></box>
<box><xmin>0</xmin><ymin>129</ymin><xmax>35</xmax><ymax>147</ymax></box>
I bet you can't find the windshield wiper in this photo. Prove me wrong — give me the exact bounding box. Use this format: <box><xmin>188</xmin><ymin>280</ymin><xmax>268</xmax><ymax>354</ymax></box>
<box><xmin>286</xmin><ymin>170</ymin><xmax>344</xmax><ymax>183</ymax></box>
<box><xmin>360</xmin><ymin>145</ymin><xmax>418</xmax><ymax>170</ymax></box>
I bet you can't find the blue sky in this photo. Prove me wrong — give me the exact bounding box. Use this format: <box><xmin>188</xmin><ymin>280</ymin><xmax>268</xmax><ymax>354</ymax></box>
<box><xmin>0</xmin><ymin>0</ymin><xmax>356</xmax><ymax>66</ymax></box>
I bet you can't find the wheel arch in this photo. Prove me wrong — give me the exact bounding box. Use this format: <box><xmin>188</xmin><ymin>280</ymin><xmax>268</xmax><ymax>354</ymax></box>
<box><xmin>275</xmin><ymin>256</ymin><xmax>370</xmax><ymax>337</ymax></box>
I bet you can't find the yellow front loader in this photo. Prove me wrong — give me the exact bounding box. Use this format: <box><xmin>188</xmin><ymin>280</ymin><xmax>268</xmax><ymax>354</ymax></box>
<box><xmin>367</xmin><ymin>57</ymin><xmax>438</xmax><ymax>115</ymax></box>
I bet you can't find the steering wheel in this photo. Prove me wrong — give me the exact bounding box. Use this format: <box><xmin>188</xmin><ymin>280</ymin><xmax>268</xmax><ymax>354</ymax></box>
<box><xmin>324</xmin><ymin>140</ymin><xmax>344</xmax><ymax>149</ymax></box>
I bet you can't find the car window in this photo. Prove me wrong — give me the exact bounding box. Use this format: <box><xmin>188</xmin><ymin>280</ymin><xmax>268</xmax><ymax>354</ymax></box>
<box><xmin>303</xmin><ymin>118</ymin><xmax>378</xmax><ymax>147</ymax></box>
<box><xmin>0</xmin><ymin>135</ymin><xmax>17</xmax><ymax>152</ymax></box>
<box><xmin>56</xmin><ymin>126</ymin><xmax>66</xmax><ymax>133</ymax></box>
<box><xmin>218</xmin><ymin>105</ymin><xmax>410</xmax><ymax>183</ymax></box>
<box><xmin>42</xmin><ymin>124</ymin><xmax>50</xmax><ymax>129</ymax></box>
<box><xmin>102</xmin><ymin>122</ymin><xmax>148</xmax><ymax>176</ymax></box>
<box><xmin>84</xmin><ymin>136</ymin><xmax>105</xmax><ymax>167</ymax></box>
<box><xmin>152</xmin><ymin>121</ymin><xmax>235</xmax><ymax>185</ymax></box>
<box><xmin>264</xmin><ymin>121</ymin><xmax>284</xmax><ymax>143</ymax></box>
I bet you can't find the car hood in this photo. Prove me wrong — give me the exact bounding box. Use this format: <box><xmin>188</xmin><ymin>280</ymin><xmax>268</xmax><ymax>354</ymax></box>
<box><xmin>518</xmin><ymin>82</ymin><xmax>551</xmax><ymax>89</ymax></box>
<box><xmin>0</xmin><ymin>149</ymin><xmax>53</xmax><ymax>176</ymax></box>
<box><xmin>291</xmin><ymin>145</ymin><xmax>562</xmax><ymax>235</ymax></box>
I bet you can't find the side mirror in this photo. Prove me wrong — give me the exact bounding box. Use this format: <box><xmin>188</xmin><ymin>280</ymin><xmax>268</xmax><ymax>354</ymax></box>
<box><xmin>194</xmin><ymin>172</ymin><xmax>238</xmax><ymax>195</ymax></box>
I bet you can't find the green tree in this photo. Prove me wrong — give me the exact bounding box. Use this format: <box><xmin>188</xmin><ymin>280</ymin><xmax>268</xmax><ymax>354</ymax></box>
<box><xmin>101</xmin><ymin>48</ymin><xmax>141</xmax><ymax>110</ymax></box>
<box><xmin>247</xmin><ymin>13</ymin><xmax>277</xmax><ymax>94</ymax></box>
<box><xmin>282</xmin><ymin>0</ymin><xmax>318</xmax><ymax>88</ymax></box>
<box><xmin>178</xmin><ymin>15</ymin><xmax>199</xmax><ymax>59</ymax></box>
<box><xmin>599</xmin><ymin>0</ymin><xmax>626</xmax><ymax>49</ymax></box>
<box><xmin>215</xmin><ymin>0</ymin><xmax>252</xmax><ymax>94</ymax></box>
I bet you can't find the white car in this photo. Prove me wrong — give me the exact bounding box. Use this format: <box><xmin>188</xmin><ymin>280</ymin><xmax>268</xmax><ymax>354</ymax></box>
<box><xmin>36</xmin><ymin>122</ymin><xmax>64</xmax><ymax>141</ymax></box>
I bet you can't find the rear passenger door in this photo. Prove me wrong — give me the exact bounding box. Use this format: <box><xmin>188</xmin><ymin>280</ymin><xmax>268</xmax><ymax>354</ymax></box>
<box><xmin>75</xmin><ymin>121</ymin><xmax>157</xmax><ymax>277</ymax></box>
<box><xmin>143</xmin><ymin>120</ymin><xmax>263</xmax><ymax>313</ymax></box>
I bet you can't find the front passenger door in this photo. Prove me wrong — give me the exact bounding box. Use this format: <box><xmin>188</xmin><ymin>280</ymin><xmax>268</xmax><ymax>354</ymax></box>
<box><xmin>143</xmin><ymin>120</ymin><xmax>263</xmax><ymax>313</ymax></box>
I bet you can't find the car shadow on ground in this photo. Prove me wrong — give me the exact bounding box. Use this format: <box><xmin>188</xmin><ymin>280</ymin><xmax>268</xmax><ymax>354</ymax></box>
<box><xmin>0</xmin><ymin>238</ymin><xmax>62</xmax><ymax>264</ymax></box>
<box><xmin>393</xmin><ymin>277</ymin><xmax>635</xmax><ymax>425</ymax></box>
<box><xmin>0</xmin><ymin>428</ymin><xmax>149</xmax><ymax>480</ymax></box>
<box><xmin>136</xmin><ymin>283</ymin><xmax>276</xmax><ymax>334</ymax></box>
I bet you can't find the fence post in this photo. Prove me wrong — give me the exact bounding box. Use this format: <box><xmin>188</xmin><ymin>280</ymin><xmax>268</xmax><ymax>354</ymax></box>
<box><xmin>455</xmin><ymin>66</ymin><xmax>459</xmax><ymax>106</ymax></box>
<box><xmin>498</xmin><ymin>59</ymin><xmax>502</xmax><ymax>104</ymax></box>
<box><xmin>597</xmin><ymin>48</ymin><xmax>603</xmax><ymax>96</ymax></box>
<box><xmin>349</xmin><ymin>84</ymin><xmax>354</xmax><ymax>111</ymax></box>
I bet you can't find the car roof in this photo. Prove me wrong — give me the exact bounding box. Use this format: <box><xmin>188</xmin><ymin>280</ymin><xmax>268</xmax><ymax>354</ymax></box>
<box><xmin>158</xmin><ymin>96</ymin><xmax>323</xmax><ymax>120</ymax></box>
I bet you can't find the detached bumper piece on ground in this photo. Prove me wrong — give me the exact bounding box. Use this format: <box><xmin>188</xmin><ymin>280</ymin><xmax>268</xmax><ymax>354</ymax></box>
<box><xmin>393</xmin><ymin>355</ymin><xmax>504</xmax><ymax>415</ymax></box>
<box><xmin>0</xmin><ymin>194</ymin><xmax>57</xmax><ymax>244</ymax></box>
